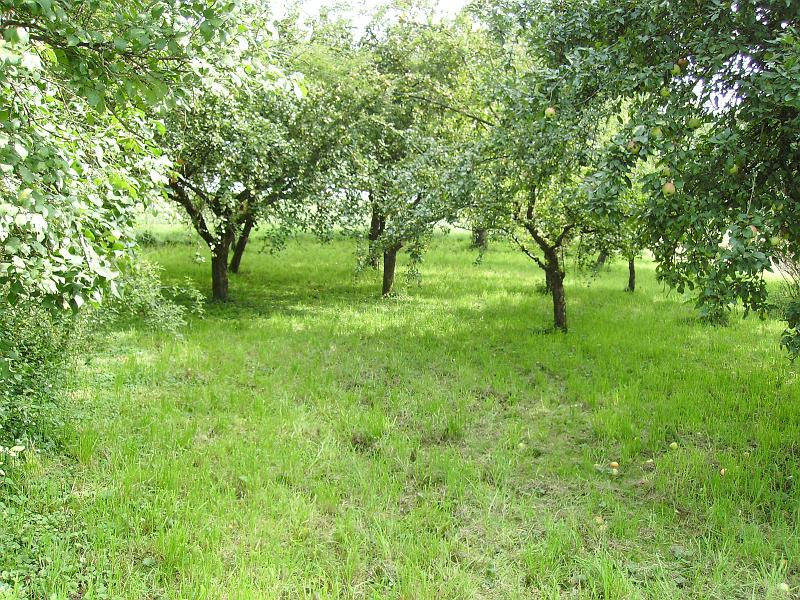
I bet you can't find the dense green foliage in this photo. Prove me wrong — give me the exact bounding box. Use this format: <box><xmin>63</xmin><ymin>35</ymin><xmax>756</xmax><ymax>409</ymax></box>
<box><xmin>0</xmin><ymin>298</ymin><xmax>76</xmax><ymax>443</ymax></box>
<box><xmin>6</xmin><ymin>0</ymin><xmax>796</xmax><ymax>336</ymax></box>
<box><xmin>545</xmin><ymin>0</ymin><xmax>799</xmax><ymax>332</ymax></box>
<box><xmin>0</xmin><ymin>0</ymin><xmax>237</xmax><ymax>307</ymax></box>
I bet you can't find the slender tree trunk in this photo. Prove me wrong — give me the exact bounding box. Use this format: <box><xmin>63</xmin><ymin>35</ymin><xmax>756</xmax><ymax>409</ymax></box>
<box><xmin>211</xmin><ymin>230</ymin><xmax>235</xmax><ymax>301</ymax></box>
<box><xmin>544</xmin><ymin>250</ymin><xmax>567</xmax><ymax>331</ymax></box>
<box><xmin>594</xmin><ymin>250</ymin><xmax>608</xmax><ymax>270</ymax></box>
<box><xmin>229</xmin><ymin>218</ymin><xmax>254</xmax><ymax>274</ymax></box>
<box><xmin>368</xmin><ymin>207</ymin><xmax>384</xmax><ymax>269</ymax></box>
<box><xmin>544</xmin><ymin>268</ymin><xmax>553</xmax><ymax>294</ymax></box>
<box><xmin>550</xmin><ymin>269</ymin><xmax>567</xmax><ymax>331</ymax></box>
<box><xmin>211</xmin><ymin>244</ymin><xmax>230</xmax><ymax>301</ymax></box>
<box><xmin>471</xmin><ymin>228</ymin><xmax>488</xmax><ymax>251</ymax></box>
<box><xmin>382</xmin><ymin>245</ymin><xmax>399</xmax><ymax>296</ymax></box>
<box><xmin>626</xmin><ymin>257</ymin><xmax>636</xmax><ymax>292</ymax></box>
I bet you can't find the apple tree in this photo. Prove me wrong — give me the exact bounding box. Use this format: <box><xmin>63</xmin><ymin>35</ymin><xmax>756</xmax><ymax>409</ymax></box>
<box><xmin>542</xmin><ymin>0</ymin><xmax>800</xmax><ymax>349</ymax></box>
<box><xmin>346</xmin><ymin>8</ymin><xmax>489</xmax><ymax>295</ymax></box>
<box><xmin>163</xmin><ymin>22</ymin><xmax>356</xmax><ymax>300</ymax></box>
<box><xmin>0</xmin><ymin>0</ymin><xmax>237</xmax><ymax>308</ymax></box>
<box><xmin>460</xmin><ymin>1</ymin><xmax>623</xmax><ymax>331</ymax></box>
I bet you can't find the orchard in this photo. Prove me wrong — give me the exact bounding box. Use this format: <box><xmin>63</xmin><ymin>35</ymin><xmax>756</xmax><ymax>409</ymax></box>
<box><xmin>0</xmin><ymin>0</ymin><xmax>798</xmax><ymax>597</ymax></box>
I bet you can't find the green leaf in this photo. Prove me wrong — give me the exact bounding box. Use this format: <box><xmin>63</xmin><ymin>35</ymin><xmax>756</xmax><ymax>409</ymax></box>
<box><xmin>13</xmin><ymin>143</ymin><xmax>28</xmax><ymax>161</ymax></box>
<box><xmin>4</xmin><ymin>27</ymin><xmax>30</xmax><ymax>45</ymax></box>
<box><xmin>4</xmin><ymin>237</ymin><xmax>21</xmax><ymax>253</ymax></box>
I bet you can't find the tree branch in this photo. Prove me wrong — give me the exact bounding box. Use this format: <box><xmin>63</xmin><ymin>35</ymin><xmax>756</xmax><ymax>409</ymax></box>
<box><xmin>524</xmin><ymin>222</ymin><xmax>554</xmax><ymax>253</ymax></box>
<box><xmin>504</xmin><ymin>228</ymin><xmax>547</xmax><ymax>270</ymax></box>
<box><xmin>400</xmin><ymin>93</ymin><xmax>496</xmax><ymax>127</ymax></box>
<box><xmin>555</xmin><ymin>224</ymin><xmax>576</xmax><ymax>246</ymax></box>
<box><xmin>169</xmin><ymin>181</ymin><xmax>216</xmax><ymax>247</ymax></box>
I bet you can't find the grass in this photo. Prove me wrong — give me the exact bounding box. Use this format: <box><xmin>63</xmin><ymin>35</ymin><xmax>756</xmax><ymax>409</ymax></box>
<box><xmin>4</xmin><ymin>230</ymin><xmax>799</xmax><ymax>599</ymax></box>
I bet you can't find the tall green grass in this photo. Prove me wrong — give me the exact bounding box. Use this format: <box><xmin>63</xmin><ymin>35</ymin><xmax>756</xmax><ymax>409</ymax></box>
<box><xmin>7</xmin><ymin>232</ymin><xmax>798</xmax><ymax>599</ymax></box>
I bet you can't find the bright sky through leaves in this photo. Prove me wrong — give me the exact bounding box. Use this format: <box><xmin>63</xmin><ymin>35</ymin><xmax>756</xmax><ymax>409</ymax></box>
<box><xmin>272</xmin><ymin>0</ymin><xmax>470</xmax><ymax>34</ymax></box>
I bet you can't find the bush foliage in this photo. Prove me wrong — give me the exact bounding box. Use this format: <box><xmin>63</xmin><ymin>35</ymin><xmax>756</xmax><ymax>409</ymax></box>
<box><xmin>0</xmin><ymin>297</ymin><xmax>78</xmax><ymax>444</ymax></box>
<box><xmin>0</xmin><ymin>261</ymin><xmax>202</xmax><ymax>445</ymax></box>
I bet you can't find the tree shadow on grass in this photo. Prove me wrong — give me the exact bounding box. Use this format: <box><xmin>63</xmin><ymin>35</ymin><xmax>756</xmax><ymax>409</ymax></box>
<box><xmin>148</xmin><ymin>241</ymin><xmax>798</xmax><ymax>468</ymax></box>
<box><xmin>106</xmin><ymin>241</ymin><xmax>800</xmax><ymax>596</ymax></box>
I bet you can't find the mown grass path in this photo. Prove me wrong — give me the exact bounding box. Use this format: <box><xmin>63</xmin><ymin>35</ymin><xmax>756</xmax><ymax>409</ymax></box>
<box><xmin>61</xmin><ymin>235</ymin><xmax>799</xmax><ymax>598</ymax></box>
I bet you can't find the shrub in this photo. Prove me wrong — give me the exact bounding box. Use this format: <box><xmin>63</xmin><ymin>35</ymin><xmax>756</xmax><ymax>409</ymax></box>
<box><xmin>1</xmin><ymin>259</ymin><xmax>202</xmax><ymax>445</ymax></box>
<box><xmin>135</xmin><ymin>229</ymin><xmax>159</xmax><ymax>246</ymax></box>
<box><xmin>102</xmin><ymin>259</ymin><xmax>204</xmax><ymax>334</ymax></box>
<box><xmin>0</xmin><ymin>297</ymin><xmax>80</xmax><ymax>445</ymax></box>
<box><xmin>773</xmin><ymin>246</ymin><xmax>800</xmax><ymax>358</ymax></box>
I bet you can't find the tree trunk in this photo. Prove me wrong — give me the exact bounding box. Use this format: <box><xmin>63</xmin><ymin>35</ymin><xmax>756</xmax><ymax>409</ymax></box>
<box><xmin>544</xmin><ymin>250</ymin><xmax>567</xmax><ymax>332</ymax></box>
<box><xmin>229</xmin><ymin>218</ymin><xmax>254</xmax><ymax>274</ymax></box>
<box><xmin>382</xmin><ymin>246</ymin><xmax>399</xmax><ymax>296</ymax></box>
<box><xmin>550</xmin><ymin>269</ymin><xmax>567</xmax><ymax>331</ymax></box>
<box><xmin>471</xmin><ymin>228</ymin><xmax>488</xmax><ymax>251</ymax></box>
<box><xmin>368</xmin><ymin>207</ymin><xmax>384</xmax><ymax>269</ymax></box>
<box><xmin>594</xmin><ymin>250</ymin><xmax>608</xmax><ymax>270</ymax></box>
<box><xmin>626</xmin><ymin>257</ymin><xmax>636</xmax><ymax>292</ymax></box>
<box><xmin>211</xmin><ymin>241</ymin><xmax>231</xmax><ymax>301</ymax></box>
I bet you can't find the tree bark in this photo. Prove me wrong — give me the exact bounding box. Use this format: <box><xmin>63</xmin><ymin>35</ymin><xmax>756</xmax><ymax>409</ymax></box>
<box><xmin>550</xmin><ymin>268</ymin><xmax>567</xmax><ymax>331</ymax></box>
<box><xmin>382</xmin><ymin>245</ymin><xmax>399</xmax><ymax>296</ymax></box>
<box><xmin>594</xmin><ymin>250</ymin><xmax>608</xmax><ymax>270</ymax></box>
<box><xmin>211</xmin><ymin>238</ymin><xmax>232</xmax><ymax>301</ymax></box>
<box><xmin>471</xmin><ymin>228</ymin><xmax>488</xmax><ymax>251</ymax></box>
<box><xmin>368</xmin><ymin>206</ymin><xmax>384</xmax><ymax>269</ymax></box>
<box><xmin>626</xmin><ymin>257</ymin><xmax>636</xmax><ymax>292</ymax></box>
<box><xmin>229</xmin><ymin>218</ymin><xmax>254</xmax><ymax>274</ymax></box>
<box><xmin>544</xmin><ymin>250</ymin><xmax>567</xmax><ymax>331</ymax></box>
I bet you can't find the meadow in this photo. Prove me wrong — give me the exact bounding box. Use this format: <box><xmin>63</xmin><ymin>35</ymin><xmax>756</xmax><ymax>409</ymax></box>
<box><xmin>6</xmin><ymin>231</ymin><xmax>799</xmax><ymax>599</ymax></box>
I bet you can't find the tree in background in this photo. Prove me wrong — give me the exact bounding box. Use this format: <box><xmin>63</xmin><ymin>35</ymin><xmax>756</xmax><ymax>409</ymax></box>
<box><xmin>541</xmin><ymin>0</ymin><xmax>799</xmax><ymax>350</ymax></box>
<box><xmin>347</xmin><ymin>7</ymin><xmax>489</xmax><ymax>295</ymax></box>
<box><xmin>163</xmin><ymin>13</ymin><xmax>354</xmax><ymax>300</ymax></box>
<box><xmin>581</xmin><ymin>193</ymin><xmax>646</xmax><ymax>293</ymax></box>
<box><xmin>459</xmin><ymin>1</ymin><xmax>623</xmax><ymax>331</ymax></box>
<box><xmin>582</xmin><ymin>145</ymin><xmax>651</xmax><ymax>293</ymax></box>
